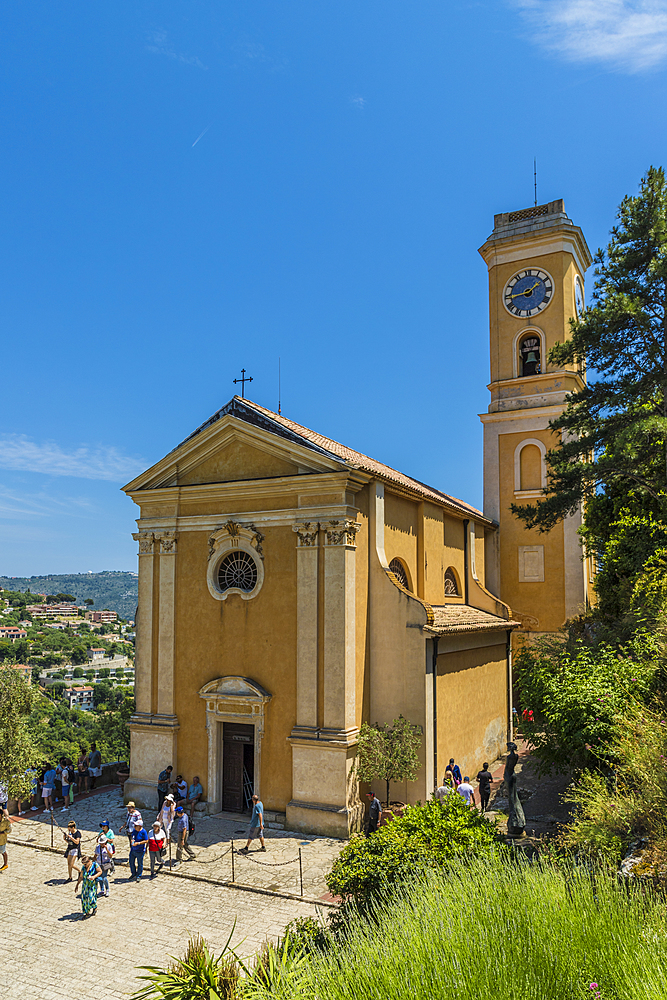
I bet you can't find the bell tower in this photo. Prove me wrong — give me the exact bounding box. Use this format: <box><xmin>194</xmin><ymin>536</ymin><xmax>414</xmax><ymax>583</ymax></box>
<box><xmin>478</xmin><ymin>199</ymin><xmax>593</xmax><ymax>638</ymax></box>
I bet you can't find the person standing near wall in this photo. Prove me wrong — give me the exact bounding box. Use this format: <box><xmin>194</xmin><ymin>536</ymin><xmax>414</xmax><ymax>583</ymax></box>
<box><xmin>94</xmin><ymin>835</ymin><xmax>114</xmax><ymax>897</ymax></box>
<box><xmin>445</xmin><ymin>759</ymin><xmax>462</xmax><ymax>789</ymax></box>
<box><xmin>457</xmin><ymin>776</ymin><xmax>475</xmax><ymax>806</ymax></box>
<box><xmin>156</xmin><ymin>765</ymin><xmax>173</xmax><ymax>811</ymax></box>
<box><xmin>0</xmin><ymin>808</ymin><xmax>10</xmax><ymax>872</ymax></box>
<box><xmin>366</xmin><ymin>791</ymin><xmax>382</xmax><ymax>834</ymax></box>
<box><xmin>88</xmin><ymin>744</ymin><xmax>102</xmax><ymax>790</ymax></box>
<box><xmin>41</xmin><ymin>764</ymin><xmax>56</xmax><ymax>812</ymax></box>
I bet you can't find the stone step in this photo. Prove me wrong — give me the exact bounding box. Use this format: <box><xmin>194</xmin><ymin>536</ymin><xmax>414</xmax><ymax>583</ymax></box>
<box><xmin>263</xmin><ymin>811</ymin><xmax>286</xmax><ymax>824</ymax></box>
<box><xmin>266</xmin><ymin>821</ymin><xmax>285</xmax><ymax>830</ymax></box>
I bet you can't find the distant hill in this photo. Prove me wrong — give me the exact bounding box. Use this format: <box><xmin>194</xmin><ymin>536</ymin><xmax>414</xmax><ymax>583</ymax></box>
<box><xmin>0</xmin><ymin>571</ymin><xmax>138</xmax><ymax>621</ymax></box>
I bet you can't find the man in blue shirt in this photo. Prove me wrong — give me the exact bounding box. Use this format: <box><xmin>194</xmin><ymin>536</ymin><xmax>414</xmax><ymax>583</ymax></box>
<box><xmin>240</xmin><ymin>795</ymin><xmax>265</xmax><ymax>853</ymax></box>
<box><xmin>42</xmin><ymin>765</ymin><xmax>56</xmax><ymax>812</ymax></box>
<box><xmin>186</xmin><ymin>776</ymin><xmax>203</xmax><ymax>820</ymax></box>
<box><xmin>174</xmin><ymin>806</ymin><xmax>195</xmax><ymax>862</ymax></box>
<box><xmin>129</xmin><ymin>818</ymin><xmax>149</xmax><ymax>880</ymax></box>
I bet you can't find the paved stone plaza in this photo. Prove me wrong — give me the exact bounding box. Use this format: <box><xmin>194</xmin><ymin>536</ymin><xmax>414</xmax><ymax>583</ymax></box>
<box><xmin>9</xmin><ymin>787</ymin><xmax>344</xmax><ymax>899</ymax></box>
<box><xmin>2</xmin><ymin>843</ymin><xmax>325</xmax><ymax>1000</ymax></box>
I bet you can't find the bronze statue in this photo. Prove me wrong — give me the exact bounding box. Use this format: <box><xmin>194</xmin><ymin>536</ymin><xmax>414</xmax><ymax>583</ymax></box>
<box><xmin>504</xmin><ymin>741</ymin><xmax>525</xmax><ymax>836</ymax></box>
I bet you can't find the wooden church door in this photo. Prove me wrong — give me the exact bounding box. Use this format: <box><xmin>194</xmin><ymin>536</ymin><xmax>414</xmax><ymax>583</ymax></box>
<box><xmin>222</xmin><ymin>722</ymin><xmax>254</xmax><ymax>812</ymax></box>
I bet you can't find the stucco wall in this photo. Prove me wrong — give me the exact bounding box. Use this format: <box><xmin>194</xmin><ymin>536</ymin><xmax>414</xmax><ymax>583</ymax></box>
<box><xmin>173</xmin><ymin>524</ymin><xmax>298</xmax><ymax>813</ymax></box>
<box><xmin>435</xmin><ymin>637</ymin><xmax>508</xmax><ymax>783</ymax></box>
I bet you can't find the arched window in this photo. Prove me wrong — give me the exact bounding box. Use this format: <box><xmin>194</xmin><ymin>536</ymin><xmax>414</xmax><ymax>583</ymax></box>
<box><xmin>519</xmin><ymin>444</ymin><xmax>542</xmax><ymax>491</ymax></box>
<box><xmin>217</xmin><ymin>551</ymin><xmax>258</xmax><ymax>593</ymax></box>
<box><xmin>519</xmin><ymin>335</ymin><xmax>541</xmax><ymax>377</ymax></box>
<box><xmin>389</xmin><ymin>558</ymin><xmax>410</xmax><ymax>591</ymax></box>
<box><xmin>444</xmin><ymin>567</ymin><xmax>460</xmax><ymax>597</ymax></box>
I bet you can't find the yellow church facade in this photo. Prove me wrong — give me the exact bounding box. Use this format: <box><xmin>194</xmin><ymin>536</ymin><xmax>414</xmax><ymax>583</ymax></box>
<box><xmin>123</xmin><ymin>398</ymin><xmax>517</xmax><ymax>836</ymax></box>
<box><xmin>122</xmin><ymin>197</ymin><xmax>592</xmax><ymax>836</ymax></box>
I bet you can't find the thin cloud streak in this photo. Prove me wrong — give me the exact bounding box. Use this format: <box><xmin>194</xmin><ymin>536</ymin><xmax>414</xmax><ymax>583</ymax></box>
<box><xmin>514</xmin><ymin>0</ymin><xmax>667</xmax><ymax>71</ymax></box>
<box><xmin>192</xmin><ymin>123</ymin><xmax>212</xmax><ymax>147</ymax></box>
<box><xmin>0</xmin><ymin>435</ymin><xmax>145</xmax><ymax>481</ymax></box>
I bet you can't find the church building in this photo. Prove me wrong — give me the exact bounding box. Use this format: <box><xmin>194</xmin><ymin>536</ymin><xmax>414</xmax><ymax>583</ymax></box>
<box><xmin>122</xmin><ymin>198</ymin><xmax>590</xmax><ymax>836</ymax></box>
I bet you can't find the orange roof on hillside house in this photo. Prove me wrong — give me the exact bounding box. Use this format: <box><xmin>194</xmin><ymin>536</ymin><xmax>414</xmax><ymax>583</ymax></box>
<box><xmin>167</xmin><ymin>396</ymin><xmax>494</xmax><ymax>525</ymax></box>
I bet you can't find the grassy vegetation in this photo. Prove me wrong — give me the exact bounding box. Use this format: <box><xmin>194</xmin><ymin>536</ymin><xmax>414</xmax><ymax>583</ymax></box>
<box><xmin>253</xmin><ymin>857</ymin><xmax>667</xmax><ymax>1000</ymax></box>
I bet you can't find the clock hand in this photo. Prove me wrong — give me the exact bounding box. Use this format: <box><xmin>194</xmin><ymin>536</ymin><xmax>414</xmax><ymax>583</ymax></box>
<box><xmin>510</xmin><ymin>281</ymin><xmax>540</xmax><ymax>299</ymax></box>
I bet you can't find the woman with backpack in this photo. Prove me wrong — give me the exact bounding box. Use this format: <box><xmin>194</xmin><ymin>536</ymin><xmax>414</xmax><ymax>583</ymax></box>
<box><xmin>94</xmin><ymin>835</ymin><xmax>114</xmax><ymax>897</ymax></box>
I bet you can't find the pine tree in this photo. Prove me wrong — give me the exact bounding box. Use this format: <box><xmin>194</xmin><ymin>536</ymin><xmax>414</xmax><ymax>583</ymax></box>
<box><xmin>513</xmin><ymin>167</ymin><xmax>667</xmax><ymax>535</ymax></box>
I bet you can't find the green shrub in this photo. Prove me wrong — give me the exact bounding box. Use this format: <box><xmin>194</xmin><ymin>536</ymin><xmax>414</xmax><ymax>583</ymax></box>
<box><xmin>133</xmin><ymin>934</ymin><xmax>240</xmax><ymax>999</ymax></box>
<box><xmin>263</xmin><ymin>856</ymin><xmax>667</xmax><ymax>1000</ymax></box>
<box><xmin>326</xmin><ymin>795</ymin><xmax>501</xmax><ymax>906</ymax></box>
<box><xmin>564</xmin><ymin>703</ymin><xmax>667</xmax><ymax>859</ymax></box>
<box><xmin>515</xmin><ymin>629</ymin><xmax>659</xmax><ymax>774</ymax></box>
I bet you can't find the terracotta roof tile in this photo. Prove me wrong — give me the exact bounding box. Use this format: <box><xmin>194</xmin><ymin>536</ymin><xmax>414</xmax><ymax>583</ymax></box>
<box><xmin>429</xmin><ymin>604</ymin><xmax>520</xmax><ymax>634</ymax></box>
<box><xmin>179</xmin><ymin>396</ymin><xmax>491</xmax><ymax>524</ymax></box>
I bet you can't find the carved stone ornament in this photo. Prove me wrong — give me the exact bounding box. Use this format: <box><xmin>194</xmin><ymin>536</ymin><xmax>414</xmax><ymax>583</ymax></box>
<box><xmin>208</xmin><ymin>521</ymin><xmax>264</xmax><ymax>562</ymax></box>
<box><xmin>157</xmin><ymin>531</ymin><xmax>177</xmax><ymax>555</ymax></box>
<box><xmin>322</xmin><ymin>519</ymin><xmax>361</xmax><ymax>547</ymax></box>
<box><xmin>132</xmin><ymin>531</ymin><xmax>154</xmax><ymax>555</ymax></box>
<box><xmin>293</xmin><ymin>522</ymin><xmax>319</xmax><ymax>547</ymax></box>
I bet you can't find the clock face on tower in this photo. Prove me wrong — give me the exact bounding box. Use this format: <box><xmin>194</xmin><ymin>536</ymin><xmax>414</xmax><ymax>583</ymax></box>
<box><xmin>574</xmin><ymin>275</ymin><xmax>584</xmax><ymax>317</ymax></box>
<box><xmin>503</xmin><ymin>268</ymin><xmax>553</xmax><ymax>318</ymax></box>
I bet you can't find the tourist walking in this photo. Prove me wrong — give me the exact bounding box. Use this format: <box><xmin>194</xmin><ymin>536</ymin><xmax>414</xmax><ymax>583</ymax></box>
<box><xmin>41</xmin><ymin>763</ymin><xmax>56</xmax><ymax>812</ymax></box>
<box><xmin>175</xmin><ymin>806</ymin><xmax>196</xmax><ymax>861</ymax></box>
<box><xmin>63</xmin><ymin>820</ymin><xmax>82</xmax><ymax>881</ymax></box>
<box><xmin>88</xmin><ymin>743</ymin><xmax>102</xmax><ymax>790</ymax></box>
<box><xmin>366</xmin><ymin>790</ymin><xmax>382</xmax><ymax>834</ymax></box>
<box><xmin>240</xmin><ymin>794</ymin><xmax>265</xmax><ymax>853</ymax></box>
<box><xmin>476</xmin><ymin>762</ymin><xmax>494</xmax><ymax>812</ymax></box>
<box><xmin>457</xmin><ymin>776</ymin><xmax>475</xmax><ymax>806</ymax></box>
<box><xmin>148</xmin><ymin>821</ymin><xmax>166</xmax><ymax>877</ymax></box>
<box><xmin>94</xmin><ymin>835</ymin><xmax>114</xmax><ymax>897</ymax></box>
<box><xmin>156</xmin><ymin>765</ymin><xmax>173</xmax><ymax>811</ymax></box>
<box><xmin>74</xmin><ymin>856</ymin><xmax>101</xmax><ymax>917</ymax></box>
<box><xmin>128</xmin><ymin>818</ymin><xmax>149</xmax><ymax>880</ymax></box>
<box><xmin>186</xmin><ymin>776</ymin><xmax>203</xmax><ymax>819</ymax></box>
<box><xmin>77</xmin><ymin>748</ymin><xmax>90</xmax><ymax>794</ymax></box>
<box><xmin>157</xmin><ymin>794</ymin><xmax>176</xmax><ymax>843</ymax></box>
<box><xmin>0</xmin><ymin>807</ymin><xmax>10</xmax><ymax>872</ymax></box>
<box><xmin>98</xmin><ymin>819</ymin><xmax>115</xmax><ymax>845</ymax></box>
<box><xmin>435</xmin><ymin>780</ymin><xmax>451</xmax><ymax>803</ymax></box>
<box><xmin>120</xmin><ymin>801</ymin><xmax>142</xmax><ymax>852</ymax></box>
<box><xmin>445</xmin><ymin>758</ymin><xmax>462</xmax><ymax>788</ymax></box>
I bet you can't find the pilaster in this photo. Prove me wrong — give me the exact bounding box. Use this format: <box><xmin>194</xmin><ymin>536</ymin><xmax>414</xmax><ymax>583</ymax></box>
<box><xmin>131</xmin><ymin>530</ymin><xmax>155</xmax><ymax>717</ymax></box>
<box><xmin>155</xmin><ymin>531</ymin><xmax>177</xmax><ymax>719</ymax></box>
<box><xmin>321</xmin><ymin>518</ymin><xmax>359</xmax><ymax>736</ymax></box>
<box><xmin>292</xmin><ymin>522</ymin><xmax>319</xmax><ymax>735</ymax></box>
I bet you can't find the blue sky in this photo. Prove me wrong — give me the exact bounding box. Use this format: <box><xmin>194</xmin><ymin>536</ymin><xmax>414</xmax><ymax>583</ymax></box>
<box><xmin>1</xmin><ymin>1</ymin><xmax>666</xmax><ymax>575</ymax></box>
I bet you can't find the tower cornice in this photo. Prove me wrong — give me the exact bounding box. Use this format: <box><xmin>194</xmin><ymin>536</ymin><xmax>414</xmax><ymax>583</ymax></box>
<box><xmin>478</xmin><ymin>199</ymin><xmax>592</xmax><ymax>275</ymax></box>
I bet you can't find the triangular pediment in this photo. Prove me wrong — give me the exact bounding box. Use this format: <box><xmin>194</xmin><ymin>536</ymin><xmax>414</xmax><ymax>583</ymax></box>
<box><xmin>123</xmin><ymin>401</ymin><xmax>347</xmax><ymax>492</ymax></box>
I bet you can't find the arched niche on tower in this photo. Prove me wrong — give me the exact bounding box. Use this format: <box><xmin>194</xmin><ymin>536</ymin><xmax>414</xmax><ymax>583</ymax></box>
<box><xmin>514</xmin><ymin>438</ymin><xmax>547</xmax><ymax>493</ymax></box>
<box><xmin>512</xmin><ymin>327</ymin><xmax>546</xmax><ymax>380</ymax></box>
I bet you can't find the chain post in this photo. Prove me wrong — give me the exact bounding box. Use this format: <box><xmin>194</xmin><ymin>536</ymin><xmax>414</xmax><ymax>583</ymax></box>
<box><xmin>51</xmin><ymin>810</ymin><xmax>54</xmax><ymax>848</ymax></box>
<box><xmin>299</xmin><ymin>848</ymin><xmax>303</xmax><ymax>896</ymax></box>
<box><xmin>169</xmin><ymin>836</ymin><xmax>172</xmax><ymax>868</ymax></box>
<box><xmin>231</xmin><ymin>840</ymin><xmax>235</xmax><ymax>882</ymax></box>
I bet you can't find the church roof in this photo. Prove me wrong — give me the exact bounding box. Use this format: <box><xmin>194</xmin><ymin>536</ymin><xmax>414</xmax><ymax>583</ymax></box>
<box><xmin>428</xmin><ymin>604</ymin><xmax>520</xmax><ymax>634</ymax></box>
<box><xmin>176</xmin><ymin>396</ymin><xmax>492</xmax><ymax>524</ymax></box>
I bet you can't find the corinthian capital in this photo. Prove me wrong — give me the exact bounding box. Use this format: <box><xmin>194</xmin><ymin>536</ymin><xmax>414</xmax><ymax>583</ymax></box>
<box><xmin>293</xmin><ymin>522</ymin><xmax>319</xmax><ymax>547</ymax></box>
<box><xmin>132</xmin><ymin>531</ymin><xmax>154</xmax><ymax>555</ymax></box>
<box><xmin>155</xmin><ymin>531</ymin><xmax>177</xmax><ymax>555</ymax></box>
<box><xmin>322</xmin><ymin>519</ymin><xmax>360</xmax><ymax>547</ymax></box>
